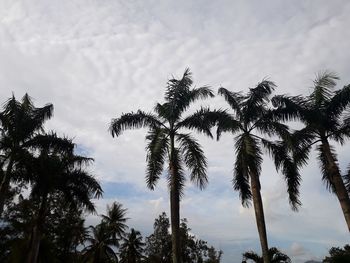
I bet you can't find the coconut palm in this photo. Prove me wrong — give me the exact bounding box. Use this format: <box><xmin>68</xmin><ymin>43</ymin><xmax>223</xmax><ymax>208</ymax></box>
<box><xmin>216</xmin><ymin>81</ymin><xmax>301</xmax><ymax>263</ymax></box>
<box><xmin>83</xmin><ymin>223</ymin><xmax>119</xmax><ymax>263</ymax></box>
<box><xmin>101</xmin><ymin>202</ymin><xmax>128</xmax><ymax>241</ymax></box>
<box><xmin>242</xmin><ymin>247</ymin><xmax>291</xmax><ymax>263</ymax></box>
<box><xmin>119</xmin><ymin>228</ymin><xmax>145</xmax><ymax>263</ymax></box>
<box><xmin>110</xmin><ymin>68</ymin><xmax>217</xmax><ymax>263</ymax></box>
<box><xmin>0</xmin><ymin>94</ymin><xmax>53</xmax><ymax>215</ymax></box>
<box><xmin>24</xmin><ymin>135</ymin><xmax>103</xmax><ymax>263</ymax></box>
<box><xmin>272</xmin><ymin>71</ymin><xmax>350</xmax><ymax>231</ymax></box>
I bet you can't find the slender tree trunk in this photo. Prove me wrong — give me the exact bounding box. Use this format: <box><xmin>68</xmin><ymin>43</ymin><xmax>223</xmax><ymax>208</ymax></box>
<box><xmin>0</xmin><ymin>158</ymin><xmax>14</xmax><ymax>216</ymax></box>
<box><xmin>321</xmin><ymin>139</ymin><xmax>350</xmax><ymax>231</ymax></box>
<box><xmin>26</xmin><ymin>195</ymin><xmax>47</xmax><ymax>263</ymax></box>
<box><xmin>169</xmin><ymin>134</ymin><xmax>181</xmax><ymax>263</ymax></box>
<box><xmin>250</xmin><ymin>172</ymin><xmax>270</xmax><ymax>263</ymax></box>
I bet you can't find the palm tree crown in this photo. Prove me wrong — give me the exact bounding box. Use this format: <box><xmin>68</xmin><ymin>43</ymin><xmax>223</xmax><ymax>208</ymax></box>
<box><xmin>0</xmin><ymin>94</ymin><xmax>53</xmax><ymax>215</ymax></box>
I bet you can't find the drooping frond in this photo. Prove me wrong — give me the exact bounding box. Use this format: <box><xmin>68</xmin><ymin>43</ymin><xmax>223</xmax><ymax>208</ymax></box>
<box><xmin>233</xmin><ymin>134</ymin><xmax>263</xmax><ymax>207</ymax></box>
<box><xmin>328</xmin><ymin>121</ymin><xmax>350</xmax><ymax>145</ymax></box>
<box><xmin>60</xmin><ymin>169</ymin><xmax>103</xmax><ymax>213</ymax></box>
<box><xmin>217</xmin><ymin>87</ymin><xmax>244</xmax><ymax>119</ymax></box>
<box><xmin>253</xmin><ymin>115</ymin><xmax>290</xmax><ymax>139</ymax></box>
<box><xmin>317</xmin><ymin>143</ymin><xmax>339</xmax><ymax>192</ymax></box>
<box><xmin>177</xmin><ymin>133</ymin><xmax>208</xmax><ymax>190</ymax></box>
<box><xmin>311</xmin><ymin>71</ymin><xmax>339</xmax><ymax>106</ymax></box>
<box><xmin>176</xmin><ymin>107</ymin><xmax>218</xmax><ymax>138</ymax></box>
<box><xmin>215</xmin><ymin>110</ymin><xmax>241</xmax><ymax>140</ymax></box>
<box><xmin>167</xmin><ymin>148</ymin><xmax>186</xmax><ymax>198</ymax></box>
<box><xmin>327</xmin><ymin>84</ymin><xmax>350</xmax><ymax>117</ymax></box>
<box><xmin>271</xmin><ymin>95</ymin><xmax>311</xmax><ymax>123</ymax></box>
<box><xmin>110</xmin><ymin>110</ymin><xmax>163</xmax><ymax>137</ymax></box>
<box><xmin>261</xmin><ymin>139</ymin><xmax>301</xmax><ymax>210</ymax></box>
<box><xmin>145</xmin><ymin>128</ymin><xmax>169</xmax><ymax>190</ymax></box>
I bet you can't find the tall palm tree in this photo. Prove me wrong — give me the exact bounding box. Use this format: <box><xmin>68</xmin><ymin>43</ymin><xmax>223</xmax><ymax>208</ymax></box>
<box><xmin>216</xmin><ymin>81</ymin><xmax>301</xmax><ymax>263</ymax></box>
<box><xmin>119</xmin><ymin>228</ymin><xmax>145</xmax><ymax>263</ymax></box>
<box><xmin>0</xmin><ymin>94</ymin><xmax>53</xmax><ymax>215</ymax></box>
<box><xmin>101</xmin><ymin>202</ymin><xmax>128</xmax><ymax>241</ymax></box>
<box><xmin>272</xmin><ymin>72</ymin><xmax>350</xmax><ymax>231</ymax></box>
<box><xmin>83</xmin><ymin>223</ymin><xmax>119</xmax><ymax>263</ymax></box>
<box><xmin>110</xmin><ymin>69</ymin><xmax>217</xmax><ymax>263</ymax></box>
<box><xmin>242</xmin><ymin>247</ymin><xmax>291</xmax><ymax>263</ymax></box>
<box><xmin>24</xmin><ymin>134</ymin><xmax>103</xmax><ymax>263</ymax></box>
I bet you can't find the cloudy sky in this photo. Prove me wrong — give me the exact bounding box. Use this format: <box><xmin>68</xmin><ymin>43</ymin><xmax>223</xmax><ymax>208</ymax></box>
<box><xmin>1</xmin><ymin>0</ymin><xmax>350</xmax><ymax>262</ymax></box>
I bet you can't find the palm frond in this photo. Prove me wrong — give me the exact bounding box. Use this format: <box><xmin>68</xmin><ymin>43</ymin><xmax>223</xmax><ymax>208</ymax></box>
<box><xmin>327</xmin><ymin>84</ymin><xmax>350</xmax><ymax>117</ymax></box>
<box><xmin>176</xmin><ymin>107</ymin><xmax>217</xmax><ymax>138</ymax></box>
<box><xmin>110</xmin><ymin>110</ymin><xmax>163</xmax><ymax>137</ymax></box>
<box><xmin>177</xmin><ymin>133</ymin><xmax>208</xmax><ymax>190</ymax></box>
<box><xmin>271</xmin><ymin>95</ymin><xmax>310</xmax><ymax>123</ymax></box>
<box><xmin>261</xmin><ymin>139</ymin><xmax>301</xmax><ymax>210</ymax></box>
<box><xmin>145</xmin><ymin>128</ymin><xmax>169</xmax><ymax>190</ymax></box>
<box><xmin>216</xmin><ymin>111</ymin><xmax>241</xmax><ymax>140</ymax></box>
<box><xmin>217</xmin><ymin>87</ymin><xmax>244</xmax><ymax>118</ymax></box>
<box><xmin>311</xmin><ymin>71</ymin><xmax>338</xmax><ymax>106</ymax></box>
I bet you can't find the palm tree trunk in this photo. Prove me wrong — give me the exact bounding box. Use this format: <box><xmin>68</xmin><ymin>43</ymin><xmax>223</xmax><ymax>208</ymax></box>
<box><xmin>170</xmin><ymin>135</ymin><xmax>181</xmax><ymax>263</ymax></box>
<box><xmin>26</xmin><ymin>195</ymin><xmax>47</xmax><ymax>263</ymax></box>
<box><xmin>0</xmin><ymin>158</ymin><xmax>14</xmax><ymax>216</ymax></box>
<box><xmin>250</xmin><ymin>172</ymin><xmax>270</xmax><ymax>263</ymax></box>
<box><xmin>321</xmin><ymin>139</ymin><xmax>350</xmax><ymax>231</ymax></box>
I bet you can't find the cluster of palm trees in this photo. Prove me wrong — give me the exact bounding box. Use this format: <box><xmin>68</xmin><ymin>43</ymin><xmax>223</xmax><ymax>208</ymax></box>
<box><xmin>110</xmin><ymin>68</ymin><xmax>350</xmax><ymax>263</ymax></box>
<box><xmin>0</xmin><ymin>94</ymin><xmax>102</xmax><ymax>262</ymax></box>
<box><xmin>1</xmin><ymin>68</ymin><xmax>349</xmax><ymax>263</ymax></box>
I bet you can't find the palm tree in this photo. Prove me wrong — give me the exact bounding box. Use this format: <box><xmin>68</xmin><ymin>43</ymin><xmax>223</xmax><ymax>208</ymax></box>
<box><xmin>0</xmin><ymin>94</ymin><xmax>53</xmax><ymax>215</ymax></box>
<box><xmin>110</xmin><ymin>68</ymin><xmax>217</xmax><ymax>263</ymax></box>
<box><xmin>24</xmin><ymin>135</ymin><xmax>103</xmax><ymax>263</ymax></box>
<box><xmin>242</xmin><ymin>247</ymin><xmax>291</xmax><ymax>263</ymax></box>
<box><xmin>101</xmin><ymin>202</ymin><xmax>128</xmax><ymax>241</ymax></box>
<box><xmin>119</xmin><ymin>228</ymin><xmax>145</xmax><ymax>263</ymax></box>
<box><xmin>216</xmin><ymin>82</ymin><xmax>301</xmax><ymax>263</ymax></box>
<box><xmin>83</xmin><ymin>223</ymin><xmax>119</xmax><ymax>263</ymax></box>
<box><xmin>272</xmin><ymin>71</ymin><xmax>350</xmax><ymax>231</ymax></box>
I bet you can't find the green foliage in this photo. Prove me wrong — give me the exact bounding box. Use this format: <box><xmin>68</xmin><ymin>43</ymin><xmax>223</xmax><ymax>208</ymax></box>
<box><xmin>323</xmin><ymin>244</ymin><xmax>350</xmax><ymax>263</ymax></box>
<box><xmin>145</xmin><ymin>212</ymin><xmax>222</xmax><ymax>263</ymax></box>
<box><xmin>242</xmin><ymin>247</ymin><xmax>291</xmax><ymax>263</ymax></box>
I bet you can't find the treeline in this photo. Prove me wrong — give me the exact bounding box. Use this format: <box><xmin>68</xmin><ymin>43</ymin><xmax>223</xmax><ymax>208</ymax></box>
<box><xmin>1</xmin><ymin>198</ymin><xmax>222</xmax><ymax>262</ymax></box>
<box><xmin>1</xmin><ymin>68</ymin><xmax>350</xmax><ymax>263</ymax></box>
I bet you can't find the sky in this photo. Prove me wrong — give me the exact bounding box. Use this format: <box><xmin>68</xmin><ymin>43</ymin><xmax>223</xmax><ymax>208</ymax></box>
<box><xmin>1</xmin><ymin>0</ymin><xmax>350</xmax><ymax>262</ymax></box>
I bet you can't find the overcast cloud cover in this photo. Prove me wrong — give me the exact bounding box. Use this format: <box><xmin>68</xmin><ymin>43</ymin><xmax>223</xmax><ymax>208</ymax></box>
<box><xmin>1</xmin><ymin>0</ymin><xmax>350</xmax><ymax>262</ymax></box>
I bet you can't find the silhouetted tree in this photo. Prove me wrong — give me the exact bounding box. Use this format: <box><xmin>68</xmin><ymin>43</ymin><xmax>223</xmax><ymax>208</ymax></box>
<box><xmin>272</xmin><ymin>72</ymin><xmax>350</xmax><ymax>231</ymax></box>
<box><xmin>323</xmin><ymin>244</ymin><xmax>350</xmax><ymax>263</ymax></box>
<box><xmin>216</xmin><ymin>82</ymin><xmax>300</xmax><ymax>263</ymax></box>
<box><xmin>119</xmin><ymin>228</ymin><xmax>145</xmax><ymax>263</ymax></box>
<box><xmin>0</xmin><ymin>94</ymin><xmax>53</xmax><ymax>215</ymax></box>
<box><xmin>83</xmin><ymin>223</ymin><xmax>119</xmax><ymax>263</ymax></box>
<box><xmin>110</xmin><ymin>69</ymin><xmax>218</xmax><ymax>263</ymax></box>
<box><xmin>24</xmin><ymin>135</ymin><xmax>102</xmax><ymax>263</ymax></box>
